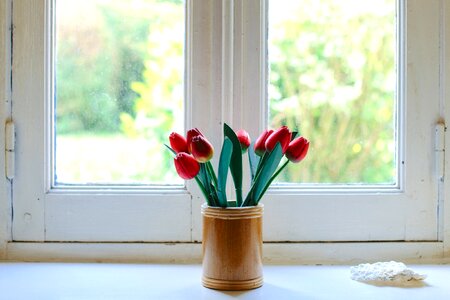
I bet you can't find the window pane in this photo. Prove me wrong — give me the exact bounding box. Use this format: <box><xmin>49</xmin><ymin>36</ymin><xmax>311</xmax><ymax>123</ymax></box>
<box><xmin>268</xmin><ymin>0</ymin><xmax>396</xmax><ymax>184</ymax></box>
<box><xmin>54</xmin><ymin>0</ymin><xmax>184</xmax><ymax>185</ymax></box>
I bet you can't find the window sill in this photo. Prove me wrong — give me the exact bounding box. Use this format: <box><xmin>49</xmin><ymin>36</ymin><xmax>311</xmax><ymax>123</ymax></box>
<box><xmin>0</xmin><ymin>263</ymin><xmax>449</xmax><ymax>299</ymax></box>
<box><xmin>3</xmin><ymin>241</ymin><xmax>449</xmax><ymax>264</ymax></box>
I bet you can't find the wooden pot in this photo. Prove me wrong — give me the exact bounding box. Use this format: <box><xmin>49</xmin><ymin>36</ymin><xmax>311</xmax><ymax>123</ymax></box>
<box><xmin>201</xmin><ymin>203</ymin><xmax>264</xmax><ymax>290</ymax></box>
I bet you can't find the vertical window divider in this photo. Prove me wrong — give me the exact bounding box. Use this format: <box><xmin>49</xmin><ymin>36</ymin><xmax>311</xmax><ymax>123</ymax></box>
<box><xmin>442</xmin><ymin>0</ymin><xmax>450</xmax><ymax>251</ymax></box>
<box><xmin>188</xmin><ymin>0</ymin><xmax>227</xmax><ymax>242</ymax></box>
<box><xmin>46</xmin><ymin>0</ymin><xmax>55</xmax><ymax>192</ymax></box>
<box><xmin>221</xmin><ymin>0</ymin><xmax>235</xmax><ymax>199</ymax></box>
<box><xmin>232</xmin><ymin>0</ymin><xmax>267</xmax><ymax>195</ymax></box>
<box><xmin>221</xmin><ymin>0</ymin><xmax>234</xmax><ymax>127</ymax></box>
<box><xmin>396</xmin><ymin>0</ymin><xmax>406</xmax><ymax>193</ymax></box>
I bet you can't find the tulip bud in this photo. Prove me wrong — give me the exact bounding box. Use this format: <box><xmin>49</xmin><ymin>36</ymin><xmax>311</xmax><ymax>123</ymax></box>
<box><xmin>169</xmin><ymin>132</ymin><xmax>188</xmax><ymax>153</ymax></box>
<box><xmin>254</xmin><ymin>129</ymin><xmax>273</xmax><ymax>156</ymax></box>
<box><xmin>186</xmin><ymin>128</ymin><xmax>204</xmax><ymax>153</ymax></box>
<box><xmin>286</xmin><ymin>137</ymin><xmax>309</xmax><ymax>163</ymax></box>
<box><xmin>190</xmin><ymin>135</ymin><xmax>214</xmax><ymax>163</ymax></box>
<box><xmin>265</xmin><ymin>126</ymin><xmax>291</xmax><ymax>153</ymax></box>
<box><xmin>174</xmin><ymin>153</ymin><xmax>200</xmax><ymax>179</ymax></box>
<box><xmin>236</xmin><ymin>129</ymin><xmax>251</xmax><ymax>152</ymax></box>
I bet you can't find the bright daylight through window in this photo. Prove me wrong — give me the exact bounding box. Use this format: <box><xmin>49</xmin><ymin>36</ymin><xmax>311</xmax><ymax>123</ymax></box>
<box><xmin>269</xmin><ymin>0</ymin><xmax>396</xmax><ymax>185</ymax></box>
<box><xmin>54</xmin><ymin>0</ymin><xmax>185</xmax><ymax>185</ymax></box>
<box><xmin>54</xmin><ymin>0</ymin><xmax>396</xmax><ymax>187</ymax></box>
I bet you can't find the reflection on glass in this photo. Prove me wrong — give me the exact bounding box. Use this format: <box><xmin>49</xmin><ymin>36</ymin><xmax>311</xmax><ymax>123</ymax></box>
<box><xmin>55</xmin><ymin>0</ymin><xmax>184</xmax><ymax>185</ymax></box>
<box><xmin>269</xmin><ymin>0</ymin><xmax>396</xmax><ymax>184</ymax></box>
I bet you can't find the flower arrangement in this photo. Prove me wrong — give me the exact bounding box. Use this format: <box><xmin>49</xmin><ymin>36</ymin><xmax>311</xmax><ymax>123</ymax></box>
<box><xmin>166</xmin><ymin>123</ymin><xmax>309</xmax><ymax>207</ymax></box>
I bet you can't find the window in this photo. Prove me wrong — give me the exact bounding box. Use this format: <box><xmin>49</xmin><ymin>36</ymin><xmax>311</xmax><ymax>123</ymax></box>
<box><xmin>8</xmin><ymin>0</ymin><xmax>445</xmax><ymax>249</ymax></box>
<box><xmin>54</xmin><ymin>0</ymin><xmax>185</xmax><ymax>185</ymax></box>
<box><xmin>12</xmin><ymin>0</ymin><xmax>194</xmax><ymax>242</ymax></box>
<box><xmin>269</xmin><ymin>0</ymin><xmax>397</xmax><ymax>185</ymax></box>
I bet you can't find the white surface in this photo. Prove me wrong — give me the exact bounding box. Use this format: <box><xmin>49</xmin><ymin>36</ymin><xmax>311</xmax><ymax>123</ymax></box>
<box><xmin>0</xmin><ymin>263</ymin><xmax>449</xmax><ymax>300</ymax></box>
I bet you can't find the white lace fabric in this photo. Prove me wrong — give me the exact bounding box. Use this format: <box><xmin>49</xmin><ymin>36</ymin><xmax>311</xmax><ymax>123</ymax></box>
<box><xmin>350</xmin><ymin>261</ymin><xmax>427</xmax><ymax>282</ymax></box>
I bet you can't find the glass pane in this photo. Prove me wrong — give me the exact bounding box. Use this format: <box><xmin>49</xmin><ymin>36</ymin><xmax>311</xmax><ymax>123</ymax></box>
<box><xmin>268</xmin><ymin>0</ymin><xmax>396</xmax><ymax>184</ymax></box>
<box><xmin>54</xmin><ymin>0</ymin><xmax>184</xmax><ymax>185</ymax></box>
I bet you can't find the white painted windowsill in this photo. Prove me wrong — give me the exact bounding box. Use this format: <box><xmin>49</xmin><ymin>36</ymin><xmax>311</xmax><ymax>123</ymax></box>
<box><xmin>0</xmin><ymin>263</ymin><xmax>449</xmax><ymax>300</ymax></box>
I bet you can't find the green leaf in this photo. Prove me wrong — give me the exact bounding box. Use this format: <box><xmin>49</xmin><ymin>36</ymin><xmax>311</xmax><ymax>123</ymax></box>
<box><xmin>198</xmin><ymin>164</ymin><xmax>215</xmax><ymax>206</ymax></box>
<box><xmin>256</xmin><ymin>159</ymin><xmax>290</xmax><ymax>203</ymax></box>
<box><xmin>204</xmin><ymin>164</ymin><xmax>219</xmax><ymax>206</ymax></box>
<box><xmin>253</xmin><ymin>151</ymin><xmax>269</xmax><ymax>185</ymax></box>
<box><xmin>164</xmin><ymin>144</ymin><xmax>177</xmax><ymax>156</ymax></box>
<box><xmin>223</xmin><ymin>123</ymin><xmax>243</xmax><ymax>206</ymax></box>
<box><xmin>217</xmin><ymin>138</ymin><xmax>233</xmax><ymax>207</ymax></box>
<box><xmin>194</xmin><ymin>176</ymin><xmax>211</xmax><ymax>206</ymax></box>
<box><xmin>209</xmin><ymin>182</ymin><xmax>219</xmax><ymax>206</ymax></box>
<box><xmin>206</xmin><ymin>162</ymin><xmax>220</xmax><ymax>206</ymax></box>
<box><xmin>248</xmin><ymin>142</ymin><xmax>260</xmax><ymax>182</ymax></box>
<box><xmin>206</xmin><ymin>161</ymin><xmax>218</xmax><ymax>189</ymax></box>
<box><xmin>244</xmin><ymin>143</ymin><xmax>283</xmax><ymax>206</ymax></box>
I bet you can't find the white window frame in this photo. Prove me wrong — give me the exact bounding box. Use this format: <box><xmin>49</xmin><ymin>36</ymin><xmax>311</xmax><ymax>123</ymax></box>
<box><xmin>0</xmin><ymin>0</ymin><xmax>449</xmax><ymax>262</ymax></box>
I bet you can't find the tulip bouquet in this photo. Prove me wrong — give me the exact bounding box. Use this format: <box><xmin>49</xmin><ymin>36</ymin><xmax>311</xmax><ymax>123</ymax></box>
<box><xmin>166</xmin><ymin>123</ymin><xmax>309</xmax><ymax>207</ymax></box>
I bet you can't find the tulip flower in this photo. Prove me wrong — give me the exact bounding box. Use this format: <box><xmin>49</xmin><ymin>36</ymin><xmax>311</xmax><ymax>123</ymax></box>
<box><xmin>236</xmin><ymin>129</ymin><xmax>251</xmax><ymax>152</ymax></box>
<box><xmin>190</xmin><ymin>135</ymin><xmax>214</xmax><ymax>163</ymax></box>
<box><xmin>166</xmin><ymin>123</ymin><xmax>312</xmax><ymax>207</ymax></box>
<box><xmin>174</xmin><ymin>152</ymin><xmax>200</xmax><ymax>179</ymax></box>
<box><xmin>286</xmin><ymin>137</ymin><xmax>309</xmax><ymax>163</ymax></box>
<box><xmin>169</xmin><ymin>132</ymin><xmax>188</xmax><ymax>153</ymax></box>
<box><xmin>254</xmin><ymin>129</ymin><xmax>273</xmax><ymax>156</ymax></box>
<box><xmin>186</xmin><ymin>128</ymin><xmax>204</xmax><ymax>153</ymax></box>
<box><xmin>265</xmin><ymin>126</ymin><xmax>291</xmax><ymax>153</ymax></box>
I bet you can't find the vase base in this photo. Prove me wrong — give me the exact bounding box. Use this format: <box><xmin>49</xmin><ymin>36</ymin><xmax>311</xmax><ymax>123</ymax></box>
<box><xmin>202</xmin><ymin>276</ymin><xmax>263</xmax><ymax>291</ymax></box>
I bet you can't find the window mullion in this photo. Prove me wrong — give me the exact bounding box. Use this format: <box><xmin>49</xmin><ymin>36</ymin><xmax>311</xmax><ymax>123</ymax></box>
<box><xmin>233</xmin><ymin>0</ymin><xmax>266</xmax><ymax>135</ymax></box>
<box><xmin>188</xmin><ymin>0</ymin><xmax>227</xmax><ymax>241</ymax></box>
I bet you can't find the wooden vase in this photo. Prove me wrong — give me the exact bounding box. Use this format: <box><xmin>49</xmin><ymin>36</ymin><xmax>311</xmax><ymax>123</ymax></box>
<box><xmin>201</xmin><ymin>203</ymin><xmax>264</xmax><ymax>290</ymax></box>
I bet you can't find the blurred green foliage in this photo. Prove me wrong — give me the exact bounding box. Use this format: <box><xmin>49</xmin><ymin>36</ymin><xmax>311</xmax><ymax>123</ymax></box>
<box><xmin>56</xmin><ymin>0</ymin><xmax>183</xmax><ymax>183</ymax></box>
<box><xmin>269</xmin><ymin>0</ymin><xmax>396</xmax><ymax>184</ymax></box>
<box><xmin>119</xmin><ymin>0</ymin><xmax>184</xmax><ymax>182</ymax></box>
<box><xmin>56</xmin><ymin>1</ymin><xmax>151</xmax><ymax>133</ymax></box>
<box><xmin>56</xmin><ymin>0</ymin><xmax>396</xmax><ymax>184</ymax></box>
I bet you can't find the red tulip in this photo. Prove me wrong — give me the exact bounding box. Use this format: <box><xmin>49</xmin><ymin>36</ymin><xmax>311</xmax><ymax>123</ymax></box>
<box><xmin>236</xmin><ymin>129</ymin><xmax>251</xmax><ymax>152</ymax></box>
<box><xmin>265</xmin><ymin>126</ymin><xmax>291</xmax><ymax>153</ymax></box>
<box><xmin>254</xmin><ymin>129</ymin><xmax>273</xmax><ymax>156</ymax></box>
<box><xmin>286</xmin><ymin>137</ymin><xmax>309</xmax><ymax>163</ymax></box>
<box><xmin>190</xmin><ymin>135</ymin><xmax>214</xmax><ymax>163</ymax></box>
<box><xmin>169</xmin><ymin>132</ymin><xmax>188</xmax><ymax>153</ymax></box>
<box><xmin>186</xmin><ymin>128</ymin><xmax>204</xmax><ymax>153</ymax></box>
<box><xmin>174</xmin><ymin>153</ymin><xmax>200</xmax><ymax>179</ymax></box>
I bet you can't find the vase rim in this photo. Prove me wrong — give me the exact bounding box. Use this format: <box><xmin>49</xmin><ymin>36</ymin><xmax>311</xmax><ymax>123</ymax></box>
<box><xmin>201</xmin><ymin>203</ymin><xmax>263</xmax><ymax>219</ymax></box>
<box><xmin>201</xmin><ymin>203</ymin><xmax>264</xmax><ymax>209</ymax></box>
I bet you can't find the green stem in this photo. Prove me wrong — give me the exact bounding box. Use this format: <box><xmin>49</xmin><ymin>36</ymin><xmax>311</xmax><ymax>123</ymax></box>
<box><xmin>199</xmin><ymin>164</ymin><xmax>217</xmax><ymax>206</ymax></box>
<box><xmin>248</xmin><ymin>143</ymin><xmax>260</xmax><ymax>183</ymax></box>
<box><xmin>206</xmin><ymin>161</ymin><xmax>218</xmax><ymax>188</ymax></box>
<box><xmin>205</xmin><ymin>162</ymin><xmax>220</xmax><ymax>206</ymax></box>
<box><xmin>194</xmin><ymin>176</ymin><xmax>211</xmax><ymax>206</ymax></box>
<box><xmin>243</xmin><ymin>152</ymin><xmax>271</xmax><ymax>206</ymax></box>
<box><xmin>256</xmin><ymin>159</ymin><xmax>290</xmax><ymax>204</ymax></box>
<box><xmin>236</xmin><ymin>188</ymin><xmax>243</xmax><ymax>207</ymax></box>
<box><xmin>253</xmin><ymin>152</ymin><xmax>269</xmax><ymax>182</ymax></box>
<box><xmin>243</xmin><ymin>144</ymin><xmax>284</xmax><ymax>206</ymax></box>
<box><xmin>164</xmin><ymin>144</ymin><xmax>177</xmax><ymax>156</ymax></box>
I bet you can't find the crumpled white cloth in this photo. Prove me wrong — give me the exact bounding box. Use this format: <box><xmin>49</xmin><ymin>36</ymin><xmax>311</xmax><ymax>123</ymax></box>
<box><xmin>350</xmin><ymin>261</ymin><xmax>427</xmax><ymax>282</ymax></box>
